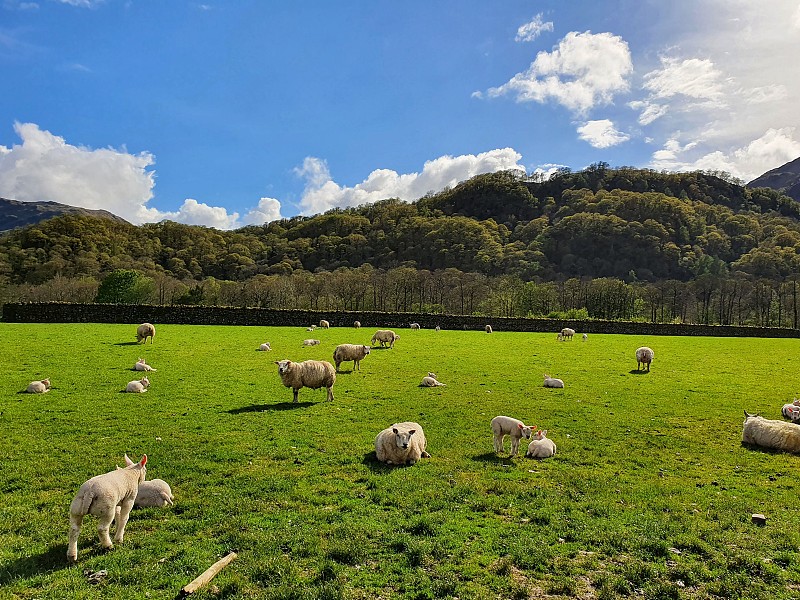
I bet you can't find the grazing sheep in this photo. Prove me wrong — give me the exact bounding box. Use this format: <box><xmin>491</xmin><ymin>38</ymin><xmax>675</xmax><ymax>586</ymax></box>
<box><xmin>125</xmin><ymin>377</ymin><xmax>150</xmax><ymax>393</ymax></box>
<box><xmin>636</xmin><ymin>346</ymin><xmax>654</xmax><ymax>371</ymax></box>
<box><xmin>582</xmin><ymin>333</ymin><xmax>588</xmax><ymax>341</ymax></box>
<box><xmin>491</xmin><ymin>416</ymin><xmax>534</xmax><ymax>457</ymax></box>
<box><xmin>259</xmin><ymin>342</ymin><xmax>272</xmax><ymax>352</ymax></box>
<box><xmin>333</xmin><ymin>344</ymin><xmax>371</xmax><ymax>371</ymax></box>
<box><xmin>134</xmin><ymin>358</ymin><xmax>157</xmax><ymax>372</ymax></box>
<box><xmin>420</xmin><ymin>372</ymin><xmax>446</xmax><ymax>387</ymax></box>
<box><xmin>275</xmin><ymin>359</ymin><xmax>336</xmax><ymax>403</ymax></box>
<box><xmin>25</xmin><ymin>378</ymin><xmax>51</xmax><ymax>393</ymax></box>
<box><xmin>557</xmin><ymin>327</ymin><xmax>575</xmax><ymax>341</ymax></box>
<box><xmin>354</xmin><ymin>320</ymin><xmax>361</xmax><ymax>328</ymax></box>
<box><xmin>526</xmin><ymin>429</ymin><xmax>557</xmax><ymax>459</ymax></box>
<box><xmin>67</xmin><ymin>454</ymin><xmax>147</xmax><ymax>563</ymax></box>
<box><xmin>319</xmin><ymin>319</ymin><xmax>330</xmax><ymax>329</ymax></box>
<box><xmin>375</xmin><ymin>421</ymin><xmax>430</xmax><ymax>465</ymax></box>
<box><xmin>543</xmin><ymin>374</ymin><xmax>564</xmax><ymax>388</ymax></box>
<box><xmin>136</xmin><ymin>323</ymin><xmax>156</xmax><ymax>344</ymax></box>
<box><xmin>410</xmin><ymin>322</ymin><xmax>421</xmax><ymax>330</ymax></box>
<box><xmin>742</xmin><ymin>411</ymin><xmax>800</xmax><ymax>453</ymax></box>
<box><xmin>371</xmin><ymin>330</ymin><xmax>400</xmax><ymax>348</ymax></box>
<box><xmin>303</xmin><ymin>339</ymin><xmax>321</xmax><ymax>346</ymax></box>
<box><xmin>485</xmin><ymin>324</ymin><xmax>493</xmax><ymax>333</ymax></box>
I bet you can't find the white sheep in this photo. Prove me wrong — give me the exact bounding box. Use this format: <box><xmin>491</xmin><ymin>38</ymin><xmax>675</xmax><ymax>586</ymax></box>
<box><xmin>582</xmin><ymin>333</ymin><xmax>588</xmax><ymax>342</ymax></box>
<box><xmin>303</xmin><ymin>339</ymin><xmax>321</xmax><ymax>346</ymax></box>
<box><xmin>136</xmin><ymin>323</ymin><xmax>156</xmax><ymax>344</ymax></box>
<box><xmin>543</xmin><ymin>374</ymin><xmax>564</xmax><ymax>388</ymax></box>
<box><xmin>275</xmin><ymin>359</ymin><xmax>336</xmax><ymax>403</ymax></box>
<box><xmin>125</xmin><ymin>376</ymin><xmax>150</xmax><ymax>393</ymax></box>
<box><xmin>374</xmin><ymin>421</ymin><xmax>430</xmax><ymax>465</ymax></box>
<box><xmin>526</xmin><ymin>429</ymin><xmax>557</xmax><ymax>459</ymax></box>
<box><xmin>636</xmin><ymin>346</ymin><xmax>654</xmax><ymax>371</ymax></box>
<box><xmin>117</xmin><ymin>455</ymin><xmax>174</xmax><ymax>508</ymax></box>
<box><xmin>557</xmin><ymin>327</ymin><xmax>575</xmax><ymax>341</ymax></box>
<box><xmin>333</xmin><ymin>344</ymin><xmax>371</xmax><ymax>371</ymax></box>
<box><xmin>420</xmin><ymin>372</ymin><xmax>446</xmax><ymax>387</ymax></box>
<box><xmin>410</xmin><ymin>322</ymin><xmax>421</xmax><ymax>330</ymax></box>
<box><xmin>320</xmin><ymin>319</ymin><xmax>330</xmax><ymax>329</ymax></box>
<box><xmin>491</xmin><ymin>415</ymin><xmax>534</xmax><ymax>457</ymax></box>
<box><xmin>25</xmin><ymin>378</ymin><xmax>51</xmax><ymax>393</ymax></box>
<box><xmin>371</xmin><ymin>329</ymin><xmax>400</xmax><ymax>348</ymax></box>
<box><xmin>259</xmin><ymin>342</ymin><xmax>272</xmax><ymax>351</ymax></box>
<box><xmin>134</xmin><ymin>357</ymin><xmax>157</xmax><ymax>371</ymax></box>
<box><xmin>67</xmin><ymin>454</ymin><xmax>147</xmax><ymax>563</ymax></box>
<box><xmin>782</xmin><ymin>398</ymin><xmax>800</xmax><ymax>421</ymax></box>
<box><xmin>354</xmin><ymin>320</ymin><xmax>361</xmax><ymax>328</ymax></box>
<box><xmin>306</xmin><ymin>325</ymin><xmax>317</xmax><ymax>332</ymax></box>
<box><xmin>742</xmin><ymin>411</ymin><xmax>800</xmax><ymax>453</ymax></box>
<box><xmin>435</xmin><ymin>325</ymin><xmax>441</xmax><ymax>332</ymax></box>
<box><xmin>485</xmin><ymin>324</ymin><xmax>493</xmax><ymax>333</ymax></box>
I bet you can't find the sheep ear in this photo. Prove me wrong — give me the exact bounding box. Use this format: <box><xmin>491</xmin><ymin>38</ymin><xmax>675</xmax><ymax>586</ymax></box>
<box><xmin>408</xmin><ymin>430</ymin><xmax>416</xmax><ymax>435</ymax></box>
<box><xmin>517</xmin><ymin>423</ymin><xmax>523</xmax><ymax>429</ymax></box>
<box><xmin>139</xmin><ymin>454</ymin><xmax>147</xmax><ymax>467</ymax></box>
<box><xmin>124</xmin><ymin>454</ymin><xmax>134</xmax><ymax>466</ymax></box>
<box><xmin>392</xmin><ymin>428</ymin><xmax>398</xmax><ymax>434</ymax></box>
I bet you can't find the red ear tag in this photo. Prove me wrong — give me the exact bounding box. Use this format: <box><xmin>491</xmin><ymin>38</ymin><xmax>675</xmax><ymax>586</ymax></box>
<box><xmin>140</xmin><ymin>454</ymin><xmax>148</xmax><ymax>466</ymax></box>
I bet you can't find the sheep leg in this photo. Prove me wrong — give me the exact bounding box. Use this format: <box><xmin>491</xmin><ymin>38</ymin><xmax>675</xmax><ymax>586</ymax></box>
<box><xmin>293</xmin><ymin>388</ymin><xmax>299</xmax><ymax>403</ymax></box>
<box><xmin>493</xmin><ymin>433</ymin><xmax>503</xmax><ymax>453</ymax></box>
<box><xmin>97</xmin><ymin>511</ymin><xmax>115</xmax><ymax>549</ymax></box>
<box><xmin>326</xmin><ymin>386</ymin><xmax>334</xmax><ymax>402</ymax></box>
<box><xmin>67</xmin><ymin>513</ymin><xmax>83</xmax><ymax>562</ymax></box>
<box><xmin>113</xmin><ymin>499</ymin><xmax>135</xmax><ymax>544</ymax></box>
<box><xmin>511</xmin><ymin>437</ymin><xmax>520</xmax><ymax>457</ymax></box>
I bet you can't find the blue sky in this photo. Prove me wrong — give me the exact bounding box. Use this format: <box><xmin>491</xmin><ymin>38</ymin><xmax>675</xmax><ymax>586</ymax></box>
<box><xmin>1</xmin><ymin>0</ymin><xmax>799</xmax><ymax>229</ymax></box>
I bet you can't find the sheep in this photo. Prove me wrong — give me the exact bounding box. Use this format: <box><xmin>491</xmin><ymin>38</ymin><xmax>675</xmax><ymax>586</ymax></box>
<box><xmin>136</xmin><ymin>323</ymin><xmax>156</xmax><ymax>344</ymax></box>
<box><xmin>374</xmin><ymin>421</ymin><xmax>430</xmax><ymax>465</ymax></box>
<box><xmin>259</xmin><ymin>342</ymin><xmax>272</xmax><ymax>352</ymax></box>
<box><xmin>485</xmin><ymin>324</ymin><xmax>493</xmax><ymax>334</ymax></box>
<box><xmin>333</xmin><ymin>344</ymin><xmax>371</xmax><ymax>371</ymax></box>
<box><xmin>557</xmin><ymin>327</ymin><xmax>575</xmax><ymax>341</ymax></box>
<box><xmin>133</xmin><ymin>357</ymin><xmax>157</xmax><ymax>371</ymax></box>
<box><xmin>782</xmin><ymin>403</ymin><xmax>800</xmax><ymax>421</ymax></box>
<box><xmin>435</xmin><ymin>325</ymin><xmax>441</xmax><ymax>332</ymax></box>
<box><xmin>543</xmin><ymin>374</ymin><xmax>564</xmax><ymax>388</ymax></box>
<box><xmin>275</xmin><ymin>359</ymin><xmax>336</xmax><ymax>403</ymax></box>
<box><xmin>319</xmin><ymin>319</ymin><xmax>330</xmax><ymax>329</ymax></box>
<box><xmin>410</xmin><ymin>322</ymin><xmax>421</xmax><ymax>330</ymax></box>
<box><xmin>67</xmin><ymin>454</ymin><xmax>147</xmax><ymax>563</ymax></box>
<box><xmin>306</xmin><ymin>325</ymin><xmax>317</xmax><ymax>332</ymax></box>
<box><xmin>420</xmin><ymin>372</ymin><xmax>446</xmax><ymax>387</ymax></box>
<box><xmin>582</xmin><ymin>333</ymin><xmax>588</xmax><ymax>341</ymax></box>
<box><xmin>526</xmin><ymin>429</ymin><xmax>557</xmax><ymax>459</ymax></box>
<box><xmin>125</xmin><ymin>376</ymin><xmax>150</xmax><ymax>393</ymax></box>
<box><xmin>354</xmin><ymin>320</ymin><xmax>361</xmax><ymax>328</ymax></box>
<box><xmin>742</xmin><ymin>411</ymin><xmax>800</xmax><ymax>453</ymax></box>
<box><xmin>636</xmin><ymin>346</ymin><xmax>654</xmax><ymax>371</ymax></box>
<box><xmin>491</xmin><ymin>416</ymin><xmax>534</xmax><ymax>457</ymax></box>
<box><xmin>25</xmin><ymin>378</ymin><xmax>51</xmax><ymax>393</ymax></box>
<box><xmin>303</xmin><ymin>339</ymin><xmax>321</xmax><ymax>346</ymax></box>
<box><xmin>117</xmin><ymin>455</ymin><xmax>174</xmax><ymax>508</ymax></box>
<box><xmin>371</xmin><ymin>329</ymin><xmax>400</xmax><ymax>348</ymax></box>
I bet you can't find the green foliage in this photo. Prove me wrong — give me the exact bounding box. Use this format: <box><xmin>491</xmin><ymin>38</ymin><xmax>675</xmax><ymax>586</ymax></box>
<box><xmin>95</xmin><ymin>269</ymin><xmax>154</xmax><ymax>304</ymax></box>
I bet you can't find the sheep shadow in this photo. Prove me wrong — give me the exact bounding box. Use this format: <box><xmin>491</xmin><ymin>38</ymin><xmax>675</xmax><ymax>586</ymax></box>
<box><xmin>740</xmin><ymin>442</ymin><xmax>789</xmax><ymax>455</ymax></box>
<box><xmin>0</xmin><ymin>543</ymin><xmax>71</xmax><ymax>585</ymax></box>
<box><xmin>113</xmin><ymin>341</ymin><xmax>142</xmax><ymax>346</ymax></box>
<box><xmin>369</xmin><ymin>346</ymin><xmax>393</xmax><ymax>350</ymax></box>
<box><xmin>361</xmin><ymin>451</ymin><xmax>418</xmax><ymax>472</ymax></box>
<box><xmin>472</xmin><ymin>451</ymin><xmax>518</xmax><ymax>464</ymax></box>
<box><xmin>629</xmin><ymin>369</ymin><xmax>651</xmax><ymax>375</ymax></box>
<box><xmin>227</xmin><ymin>402</ymin><xmax>315</xmax><ymax>414</ymax></box>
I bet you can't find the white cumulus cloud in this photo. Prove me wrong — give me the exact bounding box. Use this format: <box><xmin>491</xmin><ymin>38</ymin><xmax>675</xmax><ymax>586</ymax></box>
<box><xmin>296</xmin><ymin>149</ymin><xmax>525</xmax><ymax>215</ymax></box>
<box><xmin>642</xmin><ymin>56</ymin><xmax>727</xmax><ymax>106</ymax></box>
<box><xmin>577</xmin><ymin>119</ymin><xmax>630</xmax><ymax>148</ymax></box>
<box><xmin>242</xmin><ymin>197</ymin><xmax>282</xmax><ymax>226</ymax></box>
<box><xmin>515</xmin><ymin>14</ymin><xmax>553</xmax><ymax>42</ymax></box>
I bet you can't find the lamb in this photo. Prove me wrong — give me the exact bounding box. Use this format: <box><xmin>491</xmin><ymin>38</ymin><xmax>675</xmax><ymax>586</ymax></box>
<box><xmin>303</xmin><ymin>339</ymin><xmax>321</xmax><ymax>346</ymax></box>
<box><xmin>333</xmin><ymin>344</ymin><xmax>371</xmax><ymax>371</ymax></box>
<box><xmin>136</xmin><ymin>323</ymin><xmax>156</xmax><ymax>344</ymax></box>
<box><xmin>557</xmin><ymin>327</ymin><xmax>575</xmax><ymax>341</ymax></box>
<box><xmin>526</xmin><ymin>429</ymin><xmax>557</xmax><ymax>459</ymax></box>
<box><xmin>354</xmin><ymin>321</ymin><xmax>361</xmax><ymax>328</ymax></box>
<box><xmin>259</xmin><ymin>342</ymin><xmax>272</xmax><ymax>351</ymax></box>
<box><xmin>420</xmin><ymin>372</ymin><xmax>445</xmax><ymax>387</ymax></box>
<box><xmin>371</xmin><ymin>329</ymin><xmax>400</xmax><ymax>348</ymax></box>
<box><xmin>491</xmin><ymin>416</ymin><xmax>534</xmax><ymax>457</ymax></box>
<box><xmin>125</xmin><ymin>376</ymin><xmax>150</xmax><ymax>393</ymax></box>
<box><xmin>133</xmin><ymin>357</ymin><xmax>157</xmax><ymax>371</ymax></box>
<box><xmin>25</xmin><ymin>378</ymin><xmax>51</xmax><ymax>393</ymax></box>
<box><xmin>319</xmin><ymin>319</ymin><xmax>330</xmax><ymax>329</ymax></box>
<box><xmin>410</xmin><ymin>322</ymin><xmax>421</xmax><ymax>330</ymax></box>
<box><xmin>67</xmin><ymin>454</ymin><xmax>147</xmax><ymax>563</ymax></box>
<box><xmin>306</xmin><ymin>325</ymin><xmax>317</xmax><ymax>331</ymax></box>
<box><xmin>374</xmin><ymin>421</ymin><xmax>430</xmax><ymax>465</ymax></box>
<box><xmin>582</xmin><ymin>333</ymin><xmax>588</xmax><ymax>341</ymax></box>
<box><xmin>275</xmin><ymin>359</ymin><xmax>336</xmax><ymax>403</ymax></box>
<box><xmin>485</xmin><ymin>324</ymin><xmax>493</xmax><ymax>333</ymax></box>
<box><xmin>117</xmin><ymin>455</ymin><xmax>174</xmax><ymax>508</ymax></box>
<box><xmin>543</xmin><ymin>374</ymin><xmax>564</xmax><ymax>388</ymax></box>
<box><xmin>435</xmin><ymin>325</ymin><xmax>441</xmax><ymax>332</ymax></box>
<box><xmin>781</xmin><ymin>398</ymin><xmax>800</xmax><ymax>421</ymax></box>
<box><xmin>742</xmin><ymin>411</ymin><xmax>800</xmax><ymax>453</ymax></box>
<box><xmin>636</xmin><ymin>346</ymin><xmax>654</xmax><ymax>371</ymax></box>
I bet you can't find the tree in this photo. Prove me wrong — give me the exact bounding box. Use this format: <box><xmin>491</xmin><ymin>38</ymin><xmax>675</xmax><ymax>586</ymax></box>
<box><xmin>95</xmin><ymin>269</ymin><xmax>154</xmax><ymax>304</ymax></box>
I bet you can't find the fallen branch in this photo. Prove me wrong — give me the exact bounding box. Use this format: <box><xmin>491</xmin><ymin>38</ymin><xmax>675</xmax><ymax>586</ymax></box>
<box><xmin>181</xmin><ymin>551</ymin><xmax>238</xmax><ymax>595</ymax></box>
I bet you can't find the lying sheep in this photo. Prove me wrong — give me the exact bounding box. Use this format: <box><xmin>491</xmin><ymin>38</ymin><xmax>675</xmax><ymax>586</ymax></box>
<box><xmin>125</xmin><ymin>377</ymin><xmax>150</xmax><ymax>393</ymax></box>
<box><xmin>742</xmin><ymin>411</ymin><xmax>800</xmax><ymax>453</ymax></box>
<box><xmin>354</xmin><ymin>321</ymin><xmax>361</xmax><ymax>329</ymax></box>
<box><xmin>526</xmin><ymin>429</ymin><xmax>557</xmax><ymax>459</ymax></box>
<box><xmin>557</xmin><ymin>327</ymin><xmax>575</xmax><ymax>341</ymax></box>
<box><xmin>306</xmin><ymin>325</ymin><xmax>317</xmax><ymax>332</ymax></box>
<box><xmin>375</xmin><ymin>421</ymin><xmax>430</xmax><ymax>465</ymax></box>
<box><xmin>543</xmin><ymin>374</ymin><xmax>564</xmax><ymax>388</ymax></box>
<box><xmin>420</xmin><ymin>373</ymin><xmax>445</xmax><ymax>387</ymax></box>
<box><xmin>782</xmin><ymin>398</ymin><xmax>800</xmax><ymax>421</ymax></box>
<box><xmin>134</xmin><ymin>358</ymin><xmax>157</xmax><ymax>371</ymax></box>
<box><xmin>117</xmin><ymin>455</ymin><xmax>175</xmax><ymax>508</ymax></box>
<box><xmin>259</xmin><ymin>342</ymin><xmax>272</xmax><ymax>351</ymax></box>
<box><xmin>320</xmin><ymin>319</ymin><xmax>330</xmax><ymax>329</ymax></box>
<box><xmin>67</xmin><ymin>454</ymin><xmax>147</xmax><ymax>563</ymax></box>
<box><xmin>136</xmin><ymin>323</ymin><xmax>156</xmax><ymax>344</ymax></box>
<box><xmin>485</xmin><ymin>324</ymin><xmax>493</xmax><ymax>333</ymax></box>
<box><xmin>303</xmin><ymin>339</ymin><xmax>321</xmax><ymax>346</ymax></box>
<box><xmin>333</xmin><ymin>344</ymin><xmax>371</xmax><ymax>371</ymax></box>
<box><xmin>275</xmin><ymin>359</ymin><xmax>336</xmax><ymax>403</ymax></box>
<box><xmin>636</xmin><ymin>346</ymin><xmax>654</xmax><ymax>371</ymax></box>
<box><xmin>25</xmin><ymin>378</ymin><xmax>51</xmax><ymax>393</ymax></box>
<box><xmin>371</xmin><ymin>330</ymin><xmax>400</xmax><ymax>348</ymax></box>
<box><xmin>491</xmin><ymin>416</ymin><xmax>534</xmax><ymax>457</ymax></box>
<box><xmin>410</xmin><ymin>322</ymin><xmax>421</xmax><ymax>330</ymax></box>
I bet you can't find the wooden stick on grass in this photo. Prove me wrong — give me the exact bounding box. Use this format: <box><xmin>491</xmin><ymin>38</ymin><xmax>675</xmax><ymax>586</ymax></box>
<box><xmin>181</xmin><ymin>551</ymin><xmax>238</xmax><ymax>595</ymax></box>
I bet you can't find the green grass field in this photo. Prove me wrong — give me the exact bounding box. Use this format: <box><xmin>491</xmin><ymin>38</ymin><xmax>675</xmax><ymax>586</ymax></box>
<box><xmin>2</xmin><ymin>323</ymin><xmax>800</xmax><ymax>599</ymax></box>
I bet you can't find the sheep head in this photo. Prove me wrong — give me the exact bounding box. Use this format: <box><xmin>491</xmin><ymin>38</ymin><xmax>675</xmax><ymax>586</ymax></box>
<box><xmin>275</xmin><ymin>359</ymin><xmax>293</xmax><ymax>375</ymax></box>
<box><xmin>392</xmin><ymin>427</ymin><xmax>416</xmax><ymax>450</ymax></box>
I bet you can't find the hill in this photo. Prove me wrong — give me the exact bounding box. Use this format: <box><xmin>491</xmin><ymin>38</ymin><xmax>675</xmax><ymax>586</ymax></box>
<box><xmin>747</xmin><ymin>156</ymin><xmax>800</xmax><ymax>202</ymax></box>
<box><xmin>0</xmin><ymin>197</ymin><xmax>129</xmax><ymax>233</ymax></box>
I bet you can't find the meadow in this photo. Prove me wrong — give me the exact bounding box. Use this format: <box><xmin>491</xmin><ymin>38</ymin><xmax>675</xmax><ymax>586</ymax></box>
<box><xmin>1</xmin><ymin>323</ymin><xmax>800</xmax><ymax>600</ymax></box>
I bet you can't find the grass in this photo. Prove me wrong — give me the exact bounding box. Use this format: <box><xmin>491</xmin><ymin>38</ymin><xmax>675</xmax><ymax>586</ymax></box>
<box><xmin>1</xmin><ymin>323</ymin><xmax>800</xmax><ymax>599</ymax></box>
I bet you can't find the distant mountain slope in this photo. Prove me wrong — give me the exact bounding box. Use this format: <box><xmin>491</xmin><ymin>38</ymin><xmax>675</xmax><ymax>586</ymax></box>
<box><xmin>747</xmin><ymin>156</ymin><xmax>800</xmax><ymax>201</ymax></box>
<box><xmin>0</xmin><ymin>197</ymin><xmax>129</xmax><ymax>233</ymax></box>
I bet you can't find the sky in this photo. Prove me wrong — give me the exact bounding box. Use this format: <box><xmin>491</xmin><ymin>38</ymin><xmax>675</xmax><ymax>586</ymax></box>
<box><xmin>1</xmin><ymin>0</ymin><xmax>799</xmax><ymax>230</ymax></box>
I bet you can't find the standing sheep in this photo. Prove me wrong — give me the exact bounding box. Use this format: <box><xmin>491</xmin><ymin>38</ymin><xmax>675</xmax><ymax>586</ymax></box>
<box><xmin>319</xmin><ymin>319</ymin><xmax>330</xmax><ymax>329</ymax></box>
<box><xmin>485</xmin><ymin>324</ymin><xmax>493</xmax><ymax>333</ymax></box>
<box><xmin>557</xmin><ymin>327</ymin><xmax>575</xmax><ymax>341</ymax></box>
<box><xmin>275</xmin><ymin>359</ymin><xmax>336</xmax><ymax>403</ymax></box>
<box><xmin>354</xmin><ymin>320</ymin><xmax>361</xmax><ymax>328</ymax></box>
<box><xmin>526</xmin><ymin>429</ymin><xmax>557</xmax><ymax>459</ymax></box>
<box><xmin>67</xmin><ymin>454</ymin><xmax>148</xmax><ymax>563</ymax></box>
<box><xmin>371</xmin><ymin>330</ymin><xmax>400</xmax><ymax>348</ymax></box>
<box><xmin>543</xmin><ymin>374</ymin><xmax>564</xmax><ymax>388</ymax></box>
<box><xmin>410</xmin><ymin>322</ymin><xmax>421</xmax><ymax>330</ymax></box>
<box><xmin>25</xmin><ymin>378</ymin><xmax>51</xmax><ymax>393</ymax></box>
<box><xmin>582</xmin><ymin>333</ymin><xmax>588</xmax><ymax>342</ymax></box>
<box><xmin>491</xmin><ymin>416</ymin><xmax>534</xmax><ymax>457</ymax></box>
<box><xmin>125</xmin><ymin>377</ymin><xmax>150</xmax><ymax>393</ymax></box>
<box><xmin>134</xmin><ymin>358</ymin><xmax>157</xmax><ymax>371</ymax></box>
<box><xmin>375</xmin><ymin>421</ymin><xmax>430</xmax><ymax>465</ymax></box>
<box><xmin>435</xmin><ymin>325</ymin><xmax>441</xmax><ymax>332</ymax></box>
<box><xmin>742</xmin><ymin>411</ymin><xmax>800</xmax><ymax>453</ymax></box>
<box><xmin>136</xmin><ymin>323</ymin><xmax>156</xmax><ymax>344</ymax></box>
<box><xmin>636</xmin><ymin>347</ymin><xmax>654</xmax><ymax>371</ymax></box>
<box><xmin>333</xmin><ymin>344</ymin><xmax>371</xmax><ymax>371</ymax></box>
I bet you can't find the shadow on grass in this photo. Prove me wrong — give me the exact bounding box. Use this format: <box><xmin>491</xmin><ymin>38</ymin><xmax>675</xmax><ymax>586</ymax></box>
<box><xmin>629</xmin><ymin>369</ymin><xmax>651</xmax><ymax>375</ymax></box>
<box><xmin>113</xmin><ymin>341</ymin><xmax>141</xmax><ymax>346</ymax></box>
<box><xmin>362</xmin><ymin>451</ymin><xmax>424</xmax><ymax>472</ymax></box>
<box><xmin>472</xmin><ymin>451</ymin><xmax>516</xmax><ymax>464</ymax></box>
<box><xmin>227</xmin><ymin>402</ymin><xmax>315</xmax><ymax>414</ymax></box>
<box><xmin>0</xmin><ymin>544</ymin><xmax>72</xmax><ymax>585</ymax></box>
<box><xmin>370</xmin><ymin>346</ymin><xmax>393</xmax><ymax>350</ymax></box>
<box><xmin>741</xmin><ymin>442</ymin><xmax>789</xmax><ymax>455</ymax></box>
